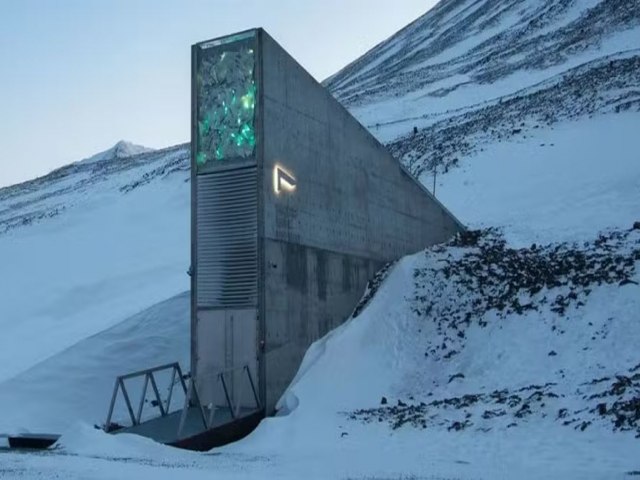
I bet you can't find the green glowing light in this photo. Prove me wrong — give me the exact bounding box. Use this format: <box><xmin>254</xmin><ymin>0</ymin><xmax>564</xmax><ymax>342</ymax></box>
<box><xmin>240</xmin><ymin>84</ymin><xmax>255</xmax><ymax>110</ymax></box>
<box><xmin>196</xmin><ymin>41</ymin><xmax>256</xmax><ymax>169</ymax></box>
<box><xmin>198</xmin><ymin>116</ymin><xmax>211</xmax><ymax>137</ymax></box>
<box><xmin>196</xmin><ymin>152</ymin><xmax>207</xmax><ymax>166</ymax></box>
<box><xmin>240</xmin><ymin>123</ymin><xmax>255</xmax><ymax>147</ymax></box>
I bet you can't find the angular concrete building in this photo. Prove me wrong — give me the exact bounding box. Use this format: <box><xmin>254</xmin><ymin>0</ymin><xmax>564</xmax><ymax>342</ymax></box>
<box><xmin>104</xmin><ymin>28</ymin><xmax>462</xmax><ymax>451</ymax></box>
<box><xmin>190</xmin><ymin>28</ymin><xmax>464</xmax><ymax>420</ymax></box>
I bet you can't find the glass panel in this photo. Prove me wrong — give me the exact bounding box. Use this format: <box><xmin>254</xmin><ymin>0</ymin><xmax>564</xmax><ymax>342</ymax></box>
<box><xmin>195</xmin><ymin>35</ymin><xmax>257</xmax><ymax>171</ymax></box>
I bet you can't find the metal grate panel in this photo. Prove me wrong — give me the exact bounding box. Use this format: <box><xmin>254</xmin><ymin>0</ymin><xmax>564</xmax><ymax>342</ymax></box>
<box><xmin>196</xmin><ymin>166</ymin><xmax>258</xmax><ymax>307</ymax></box>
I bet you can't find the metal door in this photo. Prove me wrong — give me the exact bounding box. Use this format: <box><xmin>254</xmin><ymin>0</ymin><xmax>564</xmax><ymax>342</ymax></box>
<box><xmin>194</xmin><ymin>166</ymin><xmax>259</xmax><ymax>411</ymax></box>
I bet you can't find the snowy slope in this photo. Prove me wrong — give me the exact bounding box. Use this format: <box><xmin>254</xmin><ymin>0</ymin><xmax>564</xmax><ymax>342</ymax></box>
<box><xmin>228</xmin><ymin>228</ymin><xmax>640</xmax><ymax>479</ymax></box>
<box><xmin>0</xmin><ymin>142</ymin><xmax>190</xmax><ymax>386</ymax></box>
<box><xmin>325</xmin><ymin>0</ymin><xmax>640</xmax><ymax>243</ymax></box>
<box><xmin>1</xmin><ymin>0</ymin><xmax>640</xmax><ymax>478</ymax></box>
<box><xmin>2</xmin><ymin>229</ymin><xmax>639</xmax><ymax>478</ymax></box>
<box><xmin>0</xmin><ymin>292</ymin><xmax>189</xmax><ymax>433</ymax></box>
<box><xmin>327</xmin><ymin>0</ymin><xmax>640</xmax><ymax>123</ymax></box>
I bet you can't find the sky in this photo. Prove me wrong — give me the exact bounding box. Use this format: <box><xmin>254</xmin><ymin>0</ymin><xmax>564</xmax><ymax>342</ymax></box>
<box><xmin>0</xmin><ymin>0</ymin><xmax>437</xmax><ymax>188</ymax></box>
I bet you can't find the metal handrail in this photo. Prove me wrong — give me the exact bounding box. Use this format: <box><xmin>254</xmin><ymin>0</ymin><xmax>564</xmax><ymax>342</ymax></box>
<box><xmin>177</xmin><ymin>376</ymin><xmax>208</xmax><ymax>439</ymax></box>
<box><xmin>104</xmin><ymin>362</ymin><xmax>262</xmax><ymax>440</ymax></box>
<box><xmin>176</xmin><ymin>364</ymin><xmax>261</xmax><ymax>440</ymax></box>
<box><xmin>218</xmin><ymin>364</ymin><xmax>261</xmax><ymax>419</ymax></box>
<box><xmin>104</xmin><ymin>362</ymin><xmax>188</xmax><ymax>432</ymax></box>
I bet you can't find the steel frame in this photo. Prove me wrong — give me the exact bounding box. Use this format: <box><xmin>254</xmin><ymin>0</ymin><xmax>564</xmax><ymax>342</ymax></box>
<box><xmin>104</xmin><ymin>362</ymin><xmax>188</xmax><ymax>432</ymax></box>
<box><xmin>104</xmin><ymin>363</ymin><xmax>261</xmax><ymax>442</ymax></box>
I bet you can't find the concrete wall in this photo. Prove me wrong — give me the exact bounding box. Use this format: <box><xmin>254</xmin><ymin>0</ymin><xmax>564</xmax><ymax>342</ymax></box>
<box><xmin>259</xmin><ymin>30</ymin><xmax>463</xmax><ymax>411</ymax></box>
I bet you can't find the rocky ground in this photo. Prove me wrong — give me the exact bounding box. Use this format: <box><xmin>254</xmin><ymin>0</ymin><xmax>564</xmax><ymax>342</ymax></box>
<box><xmin>347</xmin><ymin>224</ymin><xmax>640</xmax><ymax>438</ymax></box>
<box><xmin>388</xmin><ymin>52</ymin><xmax>640</xmax><ymax>177</ymax></box>
<box><xmin>328</xmin><ymin>0</ymin><xmax>640</xmax><ymax>108</ymax></box>
<box><xmin>348</xmin><ymin>362</ymin><xmax>640</xmax><ymax>437</ymax></box>
<box><xmin>0</xmin><ymin>144</ymin><xmax>189</xmax><ymax>236</ymax></box>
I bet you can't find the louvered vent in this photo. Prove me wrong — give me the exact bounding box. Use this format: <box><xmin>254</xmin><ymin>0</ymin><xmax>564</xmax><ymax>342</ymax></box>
<box><xmin>196</xmin><ymin>166</ymin><xmax>258</xmax><ymax>308</ymax></box>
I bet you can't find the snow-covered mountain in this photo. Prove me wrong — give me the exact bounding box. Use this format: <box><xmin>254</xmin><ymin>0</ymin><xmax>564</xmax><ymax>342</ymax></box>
<box><xmin>325</xmin><ymin>0</ymin><xmax>640</xmax><ymax>245</ymax></box>
<box><xmin>76</xmin><ymin>140</ymin><xmax>154</xmax><ymax>165</ymax></box>
<box><xmin>1</xmin><ymin>1</ymin><xmax>639</xmax><ymax>478</ymax></box>
<box><xmin>0</xmin><ymin>141</ymin><xmax>193</xmax><ymax>451</ymax></box>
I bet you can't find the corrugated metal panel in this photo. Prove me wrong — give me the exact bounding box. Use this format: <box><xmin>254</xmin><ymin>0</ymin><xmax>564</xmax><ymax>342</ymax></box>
<box><xmin>196</xmin><ymin>166</ymin><xmax>257</xmax><ymax>308</ymax></box>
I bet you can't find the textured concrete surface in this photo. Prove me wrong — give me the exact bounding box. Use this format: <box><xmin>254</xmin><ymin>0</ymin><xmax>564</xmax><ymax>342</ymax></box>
<box><xmin>259</xmin><ymin>30</ymin><xmax>463</xmax><ymax>411</ymax></box>
<box><xmin>192</xmin><ymin>28</ymin><xmax>463</xmax><ymax>416</ymax></box>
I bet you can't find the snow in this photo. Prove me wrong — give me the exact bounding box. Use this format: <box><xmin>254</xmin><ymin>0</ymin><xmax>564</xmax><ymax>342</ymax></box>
<box><xmin>352</xmin><ymin>31</ymin><xmax>640</xmax><ymax>144</ymax></box>
<box><xmin>0</xmin><ymin>168</ymin><xmax>189</xmax><ymax>384</ymax></box>
<box><xmin>0</xmin><ymin>292</ymin><xmax>189</xmax><ymax>433</ymax></box>
<box><xmin>1</xmin><ymin>0</ymin><xmax>639</xmax><ymax>478</ymax></box>
<box><xmin>1</xmin><ymin>248</ymin><xmax>639</xmax><ymax>477</ymax></box>
<box><xmin>77</xmin><ymin>140</ymin><xmax>154</xmax><ymax>165</ymax></box>
<box><xmin>2</xmin><ymin>127</ymin><xmax>638</xmax><ymax>478</ymax></box>
<box><xmin>1</xmin><ymin>426</ymin><xmax>636</xmax><ymax>479</ymax></box>
<box><xmin>436</xmin><ymin>113</ymin><xmax>640</xmax><ymax>246</ymax></box>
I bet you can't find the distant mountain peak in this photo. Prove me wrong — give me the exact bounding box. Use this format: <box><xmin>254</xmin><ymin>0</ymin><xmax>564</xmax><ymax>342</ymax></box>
<box><xmin>79</xmin><ymin>140</ymin><xmax>154</xmax><ymax>165</ymax></box>
<box><xmin>112</xmin><ymin>140</ymin><xmax>152</xmax><ymax>158</ymax></box>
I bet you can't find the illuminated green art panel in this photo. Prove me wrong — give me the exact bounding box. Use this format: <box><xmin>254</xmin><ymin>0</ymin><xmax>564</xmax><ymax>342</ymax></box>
<box><xmin>196</xmin><ymin>37</ymin><xmax>256</xmax><ymax>170</ymax></box>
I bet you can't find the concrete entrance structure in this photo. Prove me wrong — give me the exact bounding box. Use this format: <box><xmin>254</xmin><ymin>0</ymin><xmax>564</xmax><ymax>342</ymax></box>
<box><xmin>102</xmin><ymin>28</ymin><xmax>463</xmax><ymax>451</ymax></box>
<box><xmin>191</xmin><ymin>28</ymin><xmax>464</xmax><ymax>416</ymax></box>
